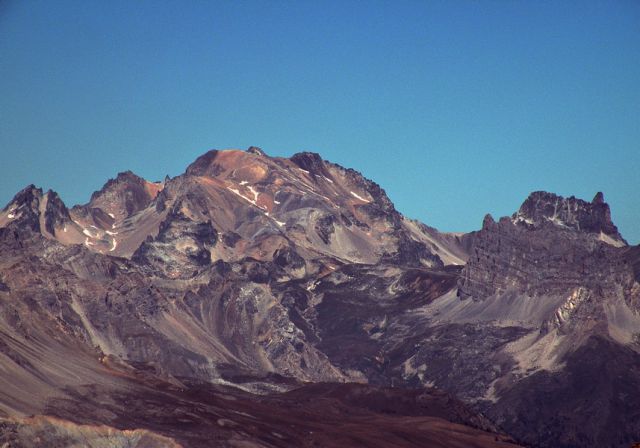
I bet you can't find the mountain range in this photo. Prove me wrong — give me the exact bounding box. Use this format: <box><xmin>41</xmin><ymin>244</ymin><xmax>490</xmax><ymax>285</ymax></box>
<box><xmin>0</xmin><ymin>147</ymin><xmax>638</xmax><ymax>447</ymax></box>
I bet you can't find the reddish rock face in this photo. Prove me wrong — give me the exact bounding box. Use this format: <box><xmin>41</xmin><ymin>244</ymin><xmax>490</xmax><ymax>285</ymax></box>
<box><xmin>0</xmin><ymin>147</ymin><xmax>638</xmax><ymax>447</ymax></box>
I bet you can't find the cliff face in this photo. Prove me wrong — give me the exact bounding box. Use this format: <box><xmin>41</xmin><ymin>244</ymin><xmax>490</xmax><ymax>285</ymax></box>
<box><xmin>0</xmin><ymin>147</ymin><xmax>638</xmax><ymax>447</ymax></box>
<box><xmin>458</xmin><ymin>207</ymin><xmax>632</xmax><ymax>303</ymax></box>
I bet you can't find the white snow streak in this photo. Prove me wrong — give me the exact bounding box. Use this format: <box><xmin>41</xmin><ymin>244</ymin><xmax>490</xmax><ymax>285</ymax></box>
<box><xmin>227</xmin><ymin>187</ymin><xmax>256</xmax><ymax>206</ymax></box>
<box><xmin>546</xmin><ymin>216</ymin><xmax>568</xmax><ymax>228</ymax></box>
<box><xmin>512</xmin><ymin>213</ymin><xmax>534</xmax><ymax>225</ymax></box>
<box><xmin>227</xmin><ymin>186</ymin><xmax>267</xmax><ymax>212</ymax></box>
<box><xmin>598</xmin><ymin>231</ymin><xmax>625</xmax><ymax>248</ymax></box>
<box><xmin>350</xmin><ymin>191</ymin><xmax>369</xmax><ymax>202</ymax></box>
<box><xmin>247</xmin><ymin>186</ymin><xmax>259</xmax><ymax>202</ymax></box>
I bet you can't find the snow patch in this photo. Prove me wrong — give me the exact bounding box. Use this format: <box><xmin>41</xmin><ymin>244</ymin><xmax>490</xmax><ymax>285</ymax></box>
<box><xmin>227</xmin><ymin>187</ymin><xmax>257</xmax><ymax>206</ymax></box>
<box><xmin>512</xmin><ymin>213</ymin><xmax>534</xmax><ymax>225</ymax></box>
<box><xmin>298</xmin><ymin>168</ymin><xmax>310</xmax><ymax>174</ymax></box>
<box><xmin>598</xmin><ymin>231</ymin><xmax>625</xmax><ymax>248</ymax></box>
<box><xmin>106</xmin><ymin>230</ymin><xmax>118</xmax><ymax>235</ymax></box>
<box><xmin>108</xmin><ymin>213</ymin><xmax>115</xmax><ymax>219</ymax></box>
<box><xmin>546</xmin><ymin>216</ymin><xmax>568</xmax><ymax>227</ymax></box>
<box><xmin>273</xmin><ymin>200</ymin><xmax>281</xmax><ymax>205</ymax></box>
<box><xmin>310</xmin><ymin>174</ymin><xmax>335</xmax><ymax>183</ymax></box>
<box><xmin>82</xmin><ymin>229</ymin><xmax>95</xmax><ymax>237</ymax></box>
<box><xmin>7</xmin><ymin>213</ymin><xmax>15</xmax><ymax>219</ymax></box>
<box><xmin>350</xmin><ymin>191</ymin><xmax>369</xmax><ymax>202</ymax></box>
<box><xmin>274</xmin><ymin>219</ymin><xmax>286</xmax><ymax>227</ymax></box>
<box><xmin>110</xmin><ymin>238</ymin><xmax>117</xmax><ymax>252</ymax></box>
<box><xmin>247</xmin><ymin>186</ymin><xmax>259</xmax><ymax>202</ymax></box>
<box><xmin>239</xmin><ymin>181</ymin><xmax>248</xmax><ymax>185</ymax></box>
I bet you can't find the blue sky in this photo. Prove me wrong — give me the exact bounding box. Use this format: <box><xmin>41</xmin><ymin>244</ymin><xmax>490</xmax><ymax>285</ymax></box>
<box><xmin>1</xmin><ymin>1</ymin><xmax>638</xmax><ymax>242</ymax></box>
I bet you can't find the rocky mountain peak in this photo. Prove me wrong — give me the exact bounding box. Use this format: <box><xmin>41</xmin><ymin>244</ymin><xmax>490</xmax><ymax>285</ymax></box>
<box><xmin>246</xmin><ymin>146</ymin><xmax>267</xmax><ymax>156</ymax></box>
<box><xmin>7</xmin><ymin>184</ymin><xmax>43</xmax><ymax>209</ymax></box>
<box><xmin>43</xmin><ymin>190</ymin><xmax>72</xmax><ymax>236</ymax></box>
<box><xmin>89</xmin><ymin>170</ymin><xmax>145</xmax><ymax>200</ymax></box>
<box><xmin>85</xmin><ymin>170</ymin><xmax>162</xmax><ymax>220</ymax></box>
<box><xmin>290</xmin><ymin>151</ymin><xmax>326</xmax><ymax>174</ymax></box>
<box><xmin>185</xmin><ymin>149</ymin><xmax>221</xmax><ymax>176</ymax></box>
<box><xmin>460</xmin><ymin>189</ymin><xmax>634</xmax><ymax>302</ymax></box>
<box><xmin>512</xmin><ymin>190</ymin><xmax>625</xmax><ymax>244</ymax></box>
<box><xmin>0</xmin><ymin>185</ymin><xmax>74</xmax><ymax>238</ymax></box>
<box><xmin>0</xmin><ymin>184</ymin><xmax>44</xmax><ymax>233</ymax></box>
<box><xmin>482</xmin><ymin>213</ymin><xmax>496</xmax><ymax>230</ymax></box>
<box><xmin>592</xmin><ymin>191</ymin><xmax>605</xmax><ymax>205</ymax></box>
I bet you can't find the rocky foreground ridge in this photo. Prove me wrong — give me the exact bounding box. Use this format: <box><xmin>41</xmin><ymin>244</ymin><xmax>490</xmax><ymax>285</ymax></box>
<box><xmin>0</xmin><ymin>147</ymin><xmax>638</xmax><ymax>447</ymax></box>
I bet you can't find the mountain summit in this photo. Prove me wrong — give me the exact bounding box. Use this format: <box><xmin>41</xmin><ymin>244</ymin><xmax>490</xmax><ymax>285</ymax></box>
<box><xmin>513</xmin><ymin>190</ymin><xmax>626</xmax><ymax>245</ymax></box>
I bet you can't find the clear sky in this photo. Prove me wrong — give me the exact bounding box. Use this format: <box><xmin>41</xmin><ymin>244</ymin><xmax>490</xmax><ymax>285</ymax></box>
<box><xmin>1</xmin><ymin>1</ymin><xmax>638</xmax><ymax>243</ymax></box>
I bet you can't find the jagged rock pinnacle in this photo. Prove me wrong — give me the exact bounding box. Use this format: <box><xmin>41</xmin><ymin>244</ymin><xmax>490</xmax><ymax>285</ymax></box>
<box><xmin>592</xmin><ymin>191</ymin><xmax>604</xmax><ymax>204</ymax></box>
